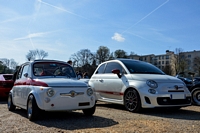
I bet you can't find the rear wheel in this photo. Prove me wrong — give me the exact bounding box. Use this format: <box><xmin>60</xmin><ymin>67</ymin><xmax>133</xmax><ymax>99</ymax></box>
<box><xmin>7</xmin><ymin>93</ymin><xmax>16</xmax><ymax>111</ymax></box>
<box><xmin>191</xmin><ymin>88</ymin><xmax>200</xmax><ymax>105</ymax></box>
<box><xmin>27</xmin><ymin>95</ymin><xmax>40</xmax><ymax>121</ymax></box>
<box><xmin>124</xmin><ymin>89</ymin><xmax>142</xmax><ymax>112</ymax></box>
<box><xmin>82</xmin><ymin>104</ymin><xmax>96</xmax><ymax>116</ymax></box>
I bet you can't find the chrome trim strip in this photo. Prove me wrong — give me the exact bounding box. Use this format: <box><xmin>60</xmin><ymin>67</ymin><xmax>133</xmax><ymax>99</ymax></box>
<box><xmin>60</xmin><ymin>91</ymin><xmax>84</xmax><ymax>97</ymax></box>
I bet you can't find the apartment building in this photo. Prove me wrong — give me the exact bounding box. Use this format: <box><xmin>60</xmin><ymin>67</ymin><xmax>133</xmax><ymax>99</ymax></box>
<box><xmin>138</xmin><ymin>50</ymin><xmax>176</xmax><ymax>75</ymax></box>
<box><xmin>135</xmin><ymin>50</ymin><xmax>200</xmax><ymax>76</ymax></box>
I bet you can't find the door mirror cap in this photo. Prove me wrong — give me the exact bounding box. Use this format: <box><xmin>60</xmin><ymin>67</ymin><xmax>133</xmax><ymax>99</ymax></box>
<box><xmin>112</xmin><ymin>69</ymin><xmax>121</xmax><ymax>78</ymax></box>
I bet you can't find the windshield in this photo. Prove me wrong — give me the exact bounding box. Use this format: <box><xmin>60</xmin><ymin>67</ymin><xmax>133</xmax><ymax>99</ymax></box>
<box><xmin>33</xmin><ymin>62</ymin><xmax>76</xmax><ymax>78</ymax></box>
<box><xmin>121</xmin><ymin>60</ymin><xmax>165</xmax><ymax>75</ymax></box>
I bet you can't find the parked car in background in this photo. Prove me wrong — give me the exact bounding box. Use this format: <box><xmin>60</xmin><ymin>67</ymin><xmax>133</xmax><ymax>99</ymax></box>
<box><xmin>176</xmin><ymin>74</ymin><xmax>200</xmax><ymax>105</ymax></box>
<box><xmin>176</xmin><ymin>76</ymin><xmax>193</xmax><ymax>89</ymax></box>
<box><xmin>0</xmin><ymin>74</ymin><xmax>14</xmax><ymax>97</ymax></box>
<box><xmin>193</xmin><ymin>77</ymin><xmax>200</xmax><ymax>85</ymax></box>
<box><xmin>8</xmin><ymin>60</ymin><xmax>96</xmax><ymax>121</ymax></box>
<box><xmin>89</xmin><ymin>59</ymin><xmax>191</xmax><ymax>112</ymax></box>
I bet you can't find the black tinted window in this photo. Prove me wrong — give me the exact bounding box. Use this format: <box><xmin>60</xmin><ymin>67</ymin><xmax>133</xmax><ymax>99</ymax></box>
<box><xmin>3</xmin><ymin>75</ymin><xmax>13</xmax><ymax>80</ymax></box>
<box><xmin>96</xmin><ymin>64</ymin><xmax>106</xmax><ymax>74</ymax></box>
<box><xmin>104</xmin><ymin>62</ymin><xmax>123</xmax><ymax>73</ymax></box>
<box><xmin>121</xmin><ymin>60</ymin><xmax>165</xmax><ymax>75</ymax></box>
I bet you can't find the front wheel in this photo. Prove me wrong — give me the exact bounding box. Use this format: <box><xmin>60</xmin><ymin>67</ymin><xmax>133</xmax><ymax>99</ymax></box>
<box><xmin>191</xmin><ymin>88</ymin><xmax>200</xmax><ymax>105</ymax></box>
<box><xmin>124</xmin><ymin>89</ymin><xmax>142</xmax><ymax>112</ymax></box>
<box><xmin>8</xmin><ymin>93</ymin><xmax>16</xmax><ymax>111</ymax></box>
<box><xmin>27</xmin><ymin>95</ymin><xmax>40</xmax><ymax>121</ymax></box>
<box><xmin>82</xmin><ymin>104</ymin><xmax>96</xmax><ymax>116</ymax></box>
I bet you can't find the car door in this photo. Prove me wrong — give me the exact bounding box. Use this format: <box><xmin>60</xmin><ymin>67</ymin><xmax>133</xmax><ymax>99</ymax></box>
<box><xmin>89</xmin><ymin>63</ymin><xmax>106</xmax><ymax>96</ymax></box>
<box><xmin>13</xmin><ymin>64</ymin><xmax>30</xmax><ymax>107</ymax></box>
<box><xmin>98</xmin><ymin>62</ymin><xmax>124</xmax><ymax>100</ymax></box>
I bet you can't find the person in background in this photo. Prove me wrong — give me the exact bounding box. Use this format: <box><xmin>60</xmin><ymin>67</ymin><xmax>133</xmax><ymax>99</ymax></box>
<box><xmin>76</xmin><ymin>70</ymin><xmax>82</xmax><ymax>79</ymax></box>
<box><xmin>83</xmin><ymin>72</ymin><xmax>89</xmax><ymax>79</ymax></box>
<box><xmin>67</xmin><ymin>60</ymin><xmax>72</xmax><ymax>66</ymax></box>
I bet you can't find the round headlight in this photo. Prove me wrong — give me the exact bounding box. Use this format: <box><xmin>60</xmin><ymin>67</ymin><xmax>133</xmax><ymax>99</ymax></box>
<box><xmin>46</xmin><ymin>88</ymin><xmax>55</xmax><ymax>97</ymax></box>
<box><xmin>146</xmin><ymin>80</ymin><xmax>158</xmax><ymax>88</ymax></box>
<box><xmin>87</xmin><ymin>88</ymin><xmax>93</xmax><ymax>96</ymax></box>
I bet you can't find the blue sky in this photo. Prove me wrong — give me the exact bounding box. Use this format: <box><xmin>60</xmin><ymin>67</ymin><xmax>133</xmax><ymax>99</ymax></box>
<box><xmin>0</xmin><ymin>0</ymin><xmax>200</xmax><ymax>64</ymax></box>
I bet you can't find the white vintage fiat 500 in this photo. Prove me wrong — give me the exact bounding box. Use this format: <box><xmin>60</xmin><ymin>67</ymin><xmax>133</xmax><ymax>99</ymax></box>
<box><xmin>89</xmin><ymin>59</ymin><xmax>191</xmax><ymax>112</ymax></box>
<box><xmin>8</xmin><ymin>60</ymin><xmax>95</xmax><ymax>121</ymax></box>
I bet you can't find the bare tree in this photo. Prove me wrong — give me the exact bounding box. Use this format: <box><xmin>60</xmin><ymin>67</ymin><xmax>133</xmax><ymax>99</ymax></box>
<box><xmin>71</xmin><ymin>49</ymin><xmax>93</xmax><ymax>68</ymax></box>
<box><xmin>173</xmin><ymin>48</ymin><xmax>185</xmax><ymax>74</ymax></box>
<box><xmin>96</xmin><ymin>46</ymin><xmax>110</xmax><ymax>64</ymax></box>
<box><xmin>26</xmin><ymin>49</ymin><xmax>48</xmax><ymax>61</ymax></box>
<box><xmin>193</xmin><ymin>56</ymin><xmax>200</xmax><ymax>76</ymax></box>
<box><xmin>9</xmin><ymin>59</ymin><xmax>18</xmax><ymax>70</ymax></box>
<box><xmin>36</xmin><ymin>49</ymin><xmax>48</xmax><ymax>59</ymax></box>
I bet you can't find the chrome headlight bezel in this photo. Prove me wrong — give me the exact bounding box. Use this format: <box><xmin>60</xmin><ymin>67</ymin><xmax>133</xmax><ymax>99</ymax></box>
<box><xmin>87</xmin><ymin>88</ymin><xmax>93</xmax><ymax>96</ymax></box>
<box><xmin>146</xmin><ymin>80</ymin><xmax>158</xmax><ymax>89</ymax></box>
<box><xmin>46</xmin><ymin>88</ymin><xmax>55</xmax><ymax>97</ymax></box>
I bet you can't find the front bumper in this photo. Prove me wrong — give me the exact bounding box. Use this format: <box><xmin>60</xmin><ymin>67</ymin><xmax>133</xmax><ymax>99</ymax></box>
<box><xmin>140</xmin><ymin>93</ymin><xmax>191</xmax><ymax>108</ymax></box>
<box><xmin>40</xmin><ymin>95</ymin><xmax>95</xmax><ymax>111</ymax></box>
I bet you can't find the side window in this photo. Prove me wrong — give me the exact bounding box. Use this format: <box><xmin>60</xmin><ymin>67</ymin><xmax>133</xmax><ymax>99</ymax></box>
<box><xmin>104</xmin><ymin>62</ymin><xmax>123</xmax><ymax>74</ymax></box>
<box><xmin>17</xmin><ymin>65</ymin><xmax>29</xmax><ymax>79</ymax></box>
<box><xmin>95</xmin><ymin>64</ymin><xmax>106</xmax><ymax>74</ymax></box>
<box><xmin>16</xmin><ymin>67</ymin><xmax>23</xmax><ymax>80</ymax></box>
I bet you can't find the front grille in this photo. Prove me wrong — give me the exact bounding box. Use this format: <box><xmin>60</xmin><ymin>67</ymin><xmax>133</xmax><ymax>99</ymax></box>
<box><xmin>79</xmin><ymin>102</ymin><xmax>90</xmax><ymax>106</ymax></box>
<box><xmin>157</xmin><ymin>97</ymin><xmax>191</xmax><ymax>105</ymax></box>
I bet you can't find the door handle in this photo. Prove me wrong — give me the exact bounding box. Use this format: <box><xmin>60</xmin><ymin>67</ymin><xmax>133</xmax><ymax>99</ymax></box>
<box><xmin>99</xmin><ymin>79</ymin><xmax>103</xmax><ymax>82</ymax></box>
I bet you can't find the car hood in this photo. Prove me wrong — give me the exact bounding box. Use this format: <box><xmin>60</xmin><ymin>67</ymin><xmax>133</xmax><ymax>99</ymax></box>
<box><xmin>130</xmin><ymin>74</ymin><xmax>183</xmax><ymax>83</ymax></box>
<box><xmin>35</xmin><ymin>78</ymin><xmax>87</xmax><ymax>87</ymax></box>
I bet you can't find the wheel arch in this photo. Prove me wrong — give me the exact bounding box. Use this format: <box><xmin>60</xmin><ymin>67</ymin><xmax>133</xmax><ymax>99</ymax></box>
<box><xmin>26</xmin><ymin>92</ymin><xmax>43</xmax><ymax>110</ymax></box>
<box><xmin>123</xmin><ymin>87</ymin><xmax>141</xmax><ymax>103</ymax></box>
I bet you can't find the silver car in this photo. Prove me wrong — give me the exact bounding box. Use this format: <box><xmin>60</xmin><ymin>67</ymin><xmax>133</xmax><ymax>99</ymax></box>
<box><xmin>89</xmin><ymin>59</ymin><xmax>191</xmax><ymax>112</ymax></box>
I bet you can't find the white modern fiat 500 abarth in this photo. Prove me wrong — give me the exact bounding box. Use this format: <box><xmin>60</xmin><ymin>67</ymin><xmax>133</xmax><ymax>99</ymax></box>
<box><xmin>89</xmin><ymin>59</ymin><xmax>191</xmax><ymax>112</ymax></box>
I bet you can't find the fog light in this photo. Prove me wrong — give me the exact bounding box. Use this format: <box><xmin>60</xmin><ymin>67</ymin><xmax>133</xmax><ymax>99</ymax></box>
<box><xmin>163</xmin><ymin>99</ymin><xmax>167</xmax><ymax>102</ymax></box>
<box><xmin>148</xmin><ymin>89</ymin><xmax>156</xmax><ymax>94</ymax></box>
<box><xmin>45</xmin><ymin>97</ymin><xmax>50</xmax><ymax>103</ymax></box>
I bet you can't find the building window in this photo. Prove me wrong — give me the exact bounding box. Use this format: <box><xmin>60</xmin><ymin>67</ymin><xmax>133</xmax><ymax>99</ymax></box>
<box><xmin>159</xmin><ymin>61</ymin><xmax>161</xmax><ymax>64</ymax></box>
<box><xmin>188</xmin><ymin>55</ymin><xmax>191</xmax><ymax>58</ymax></box>
<box><xmin>162</xmin><ymin>56</ymin><xmax>164</xmax><ymax>59</ymax></box>
<box><xmin>166</xmin><ymin>55</ymin><xmax>169</xmax><ymax>59</ymax></box>
<box><xmin>166</xmin><ymin>61</ymin><xmax>169</xmax><ymax>64</ymax></box>
<box><xmin>162</xmin><ymin>61</ymin><xmax>164</xmax><ymax>64</ymax></box>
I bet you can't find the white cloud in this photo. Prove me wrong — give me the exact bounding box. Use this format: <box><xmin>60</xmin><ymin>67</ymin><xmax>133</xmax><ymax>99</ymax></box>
<box><xmin>14</xmin><ymin>32</ymin><xmax>47</xmax><ymax>41</ymax></box>
<box><xmin>111</xmin><ymin>33</ymin><xmax>125</xmax><ymax>42</ymax></box>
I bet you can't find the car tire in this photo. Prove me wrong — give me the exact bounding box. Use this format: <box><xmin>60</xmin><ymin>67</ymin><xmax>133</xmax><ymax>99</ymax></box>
<box><xmin>7</xmin><ymin>93</ymin><xmax>16</xmax><ymax>111</ymax></box>
<box><xmin>124</xmin><ymin>89</ymin><xmax>142</xmax><ymax>112</ymax></box>
<box><xmin>82</xmin><ymin>104</ymin><xmax>96</xmax><ymax>116</ymax></box>
<box><xmin>191</xmin><ymin>88</ymin><xmax>200</xmax><ymax>105</ymax></box>
<box><xmin>27</xmin><ymin>95</ymin><xmax>40</xmax><ymax>121</ymax></box>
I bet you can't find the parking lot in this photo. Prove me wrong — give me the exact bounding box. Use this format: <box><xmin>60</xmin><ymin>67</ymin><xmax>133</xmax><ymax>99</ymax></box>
<box><xmin>0</xmin><ymin>98</ymin><xmax>200</xmax><ymax>133</ymax></box>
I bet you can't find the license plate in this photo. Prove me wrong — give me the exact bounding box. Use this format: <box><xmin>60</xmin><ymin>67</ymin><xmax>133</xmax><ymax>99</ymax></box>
<box><xmin>172</xmin><ymin>94</ymin><xmax>185</xmax><ymax>99</ymax></box>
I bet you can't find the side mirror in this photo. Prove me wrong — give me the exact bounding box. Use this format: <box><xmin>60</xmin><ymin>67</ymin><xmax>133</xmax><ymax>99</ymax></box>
<box><xmin>112</xmin><ymin>69</ymin><xmax>121</xmax><ymax>78</ymax></box>
<box><xmin>24</xmin><ymin>73</ymin><xmax>28</xmax><ymax>78</ymax></box>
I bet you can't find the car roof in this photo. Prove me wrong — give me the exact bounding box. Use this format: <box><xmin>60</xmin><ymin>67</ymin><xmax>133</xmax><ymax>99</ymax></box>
<box><xmin>21</xmin><ymin>59</ymin><xmax>67</xmax><ymax>65</ymax></box>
